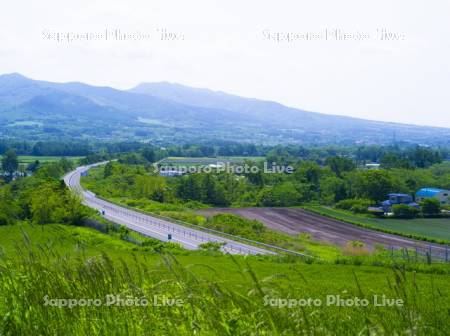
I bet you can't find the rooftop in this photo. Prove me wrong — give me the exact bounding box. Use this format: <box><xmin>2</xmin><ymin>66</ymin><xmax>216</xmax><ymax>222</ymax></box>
<box><xmin>388</xmin><ymin>193</ymin><xmax>411</xmax><ymax>197</ymax></box>
<box><xmin>416</xmin><ymin>188</ymin><xmax>448</xmax><ymax>197</ymax></box>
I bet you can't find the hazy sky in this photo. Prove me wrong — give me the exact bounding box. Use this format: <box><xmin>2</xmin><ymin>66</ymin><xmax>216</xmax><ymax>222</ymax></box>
<box><xmin>1</xmin><ymin>0</ymin><xmax>449</xmax><ymax>127</ymax></box>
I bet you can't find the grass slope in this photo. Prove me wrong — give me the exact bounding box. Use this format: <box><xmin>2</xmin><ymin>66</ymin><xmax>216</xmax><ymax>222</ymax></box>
<box><xmin>0</xmin><ymin>223</ymin><xmax>450</xmax><ymax>334</ymax></box>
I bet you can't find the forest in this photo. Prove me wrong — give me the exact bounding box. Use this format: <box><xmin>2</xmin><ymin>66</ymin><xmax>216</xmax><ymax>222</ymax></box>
<box><xmin>81</xmin><ymin>146</ymin><xmax>449</xmax><ymax>211</ymax></box>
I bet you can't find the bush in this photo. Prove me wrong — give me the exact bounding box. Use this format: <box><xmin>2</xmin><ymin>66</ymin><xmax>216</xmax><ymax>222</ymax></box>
<box><xmin>199</xmin><ymin>241</ymin><xmax>225</xmax><ymax>251</ymax></box>
<box><xmin>206</xmin><ymin>214</ymin><xmax>266</xmax><ymax>239</ymax></box>
<box><xmin>183</xmin><ymin>200</ymin><xmax>210</xmax><ymax>209</ymax></box>
<box><xmin>335</xmin><ymin>198</ymin><xmax>373</xmax><ymax>214</ymax></box>
<box><xmin>420</xmin><ymin>198</ymin><xmax>442</xmax><ymax>216</ymax></box>
<box><xmin>256</xmin><ymin>182</ymin><xmax>301</xmax><ymax>207</ymax></box>
<box><xmin>392</xmin><ymin>204</ymin><xmax>419</xmax><ymax>219</ymax></box>
<box><xmin>0</xmin><ymin>214</ymin><xmax>10</xmax><ymax>226</ymax></box>
<box><xmin>159</xmin><ymin>211</ymin><xmax>206</xmax><ymax>225</ymax></box>
<box><xmin>343</xmin><ymin>241</ymin><xmax>369</xmax><ymax>257</ymax></box>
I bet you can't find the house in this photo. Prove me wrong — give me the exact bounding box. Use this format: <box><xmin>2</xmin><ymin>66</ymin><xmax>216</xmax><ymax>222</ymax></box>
<box><xmin>365</xmin><ymin>163</ymin><xmax>380</xmax><ymax>170</ymax></box>
<box><xmin>159</xmin><ymin>169</ymin><xmax>184</xmax><ymax>177</ymax></box>
<box><xmin>381</xmin><ymin>193</ymin><xmax>419</xmax><ymax>212</ymax></box>
<box><xmin>416</xmin><ymin>188</ymin><xmax>450</xmax><ymax>205</ymax></box>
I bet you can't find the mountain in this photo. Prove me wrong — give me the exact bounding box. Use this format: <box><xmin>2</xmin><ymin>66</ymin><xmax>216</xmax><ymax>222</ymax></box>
<box><xmin>0</xmin><ymin>73</ymin><xmax>449</xmax><ymax>146</ymax></box>
<box><xmin>130</xmin><ymin>82</ymin><xmax>339</xmax><ymax>125</ymax></box>
<box><xmin>130</xmin><ymin>82</ymin><xmax>450</xmax><ymax>145</ymax></box>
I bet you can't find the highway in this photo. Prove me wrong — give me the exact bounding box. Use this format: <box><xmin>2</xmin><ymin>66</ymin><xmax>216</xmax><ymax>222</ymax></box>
<box><xmin>63</xmin><ymin>163</ymin><xmax>274</xmax><ymax>255</ymax></box>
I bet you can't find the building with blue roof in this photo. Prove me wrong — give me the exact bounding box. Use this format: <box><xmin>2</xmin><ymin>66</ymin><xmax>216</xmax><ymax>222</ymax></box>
<box><xmin>416</xmin><ymin>188</ymin><xmax>449</xmax><ymax>205</ymax></box>
<box><xmin>380</xmin><ymin>193</ymin><xmax>419</xmax><ymax>212</ymax></box>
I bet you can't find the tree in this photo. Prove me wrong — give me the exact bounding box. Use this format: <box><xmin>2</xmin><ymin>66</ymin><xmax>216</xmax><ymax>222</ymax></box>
<box><xmin>0</xmin><ymin>187</ymin><xmax>20</xmax><ymax>225</ymax></box>
<box><xmin>203</xmin><ymin>174</ymin><xmax>229</xmax><ymax>206</ymax></box>
<box><xmin>410</xmin><ymin>146</ymin><xmax>442</xmax><ymax>168</ymax></box>
<box><xmin>62</xmin><ymin>192</ymin><xmax>88</xmax><ymax>225</ymax></box>
<box><xmin>347</xmin><ymin>170</ymin><xmax>395</xmax><ymax>202</ymax></box>
<box><xmin>246</xmin><ymin>169</ymin><xmax>264</xmax><ymax>186</ymax></box>
<box><xmin>58</xmin><ymin>157</ymin><xmax>73</xmax><ymax>172</ymax></box>
<box><xmin>103</xmin><ymin>161</ymin><xmax>114</xmax><ymax>178</ymax></box>
<box><xmin>30</xmin><ymin>181</ymin><xmax>86</xmax><ymax>225</ymax></box>
<box><xmin>420</xmin><ymin>198</ymin><xmax>441</xmax><ymax>216</ymax></box>
<box><xmin>119</xmin><ymin>153</ymin><xmax>142</xmax><ymax>165</ymax></box>
<box><xmin>142</xmin><ymin>147</ymin><xmax>156</xmax><ymax>163</ymax></box>
<box><xmin>1</xmin><ymin>149</ymin><xmax>19</xmax><ymax>180</ymax></box>
<box><xmin>380</xmin><ymin>153</ymin><xmax>413</xmax><ymax>169</ymax></box>
<box><xmin>134</xmin><ymin>175</ymin><xmax>167</xmax><ymax>202</ymax></box>
<box><xmin>177</xmin><ymin>175</ymin><xmax>205</xmax><ymax>202</ymax></box>
<box><xmin>320</xmin><ymin>176</ymin><xmax>347</xmax><ymax>204</ymax></box>
<box><xmin>392</xmin><ymin>204</ymin><xmax>419</xmax><ymax>219</ymax></box>
<box><xmin>27</xmin><ymin>160</ymin><xmax>40</xmax><ymax>173</ymax></box>
<box><xmin>35</xmin><ymin>162</ymin><xmax>63</xmax><ymax>179</ymax></box>
<box><xmin>336</xmin><ymin>198</ymin><xmax>372</xmax><ymax>214</ymax></box>
<box><xmin>294</xmin><ymin>161</ymin><xmax>322</xmax><ymax>186</ymax></box>
<box><xmin>30</xmin><ymin>183</ymin><xmax>60</xmax><ymax>224</ymax></box>
<box><xmin>325</xmin><ymin>156</ymin><xmax>355</xmax><ymax>177</ymax></box>
<box><xmin>256</xmin><ymin>182</ymin><xmax>301</xmax><ymax>207</ymax></box>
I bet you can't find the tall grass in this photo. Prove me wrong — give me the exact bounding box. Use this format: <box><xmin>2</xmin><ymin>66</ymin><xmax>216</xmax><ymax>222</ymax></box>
<box><xmin>0</xmin><ymin>236</ymin><xmax>449</xmax><ymax>335</ymax></box>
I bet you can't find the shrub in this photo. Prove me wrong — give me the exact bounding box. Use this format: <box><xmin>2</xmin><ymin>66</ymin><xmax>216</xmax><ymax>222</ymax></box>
<box><xmin>335</xmin><ymin>198</ymin><xmax>373</xmax><ymax>214</ymax></box>
<box><xmin>420</xmin><ymin>198</ymin><xmax>441</xmax><ymax>216</ymax></box>
<box><xmin>183</xmin><ymin>200</ymin><xmax>209</xmax><ymax>209</ymax></box>
<box><xmin>159</xmin><ymin>211</ymin><xmax>206</xmax><ymax>225</ymax></box>
<box><xmin>118</xmin><ymin>225</ymin><xmax>130</xmax><ymax>238</ymax></box>
<box><xmin>199</xmin><ymin>241</ymin><xmax>225</xmax><ymax>251</ymax></box>
<box><xmin>349</xmin><ymin>240</ymin><xmax>365</xmax><ymax>248</ymax></box>
<box><xmin>343</xmin><ymin>241</ymin><xmax>370</xmax><ymax>257</ymax></box>
<box><xmin>0</xmin><ymin>214</ymin><xmax>10</xmax><ymax>226</ymax></box>
<box><xmin>392</xmin><ymin>204</ymin><xmax>419</xmax><ymax>219</ymax></box>
<box><xmin>206</xmin><ymin>214</ymin><xmax>266</xmax><ymax>239</ymax></box>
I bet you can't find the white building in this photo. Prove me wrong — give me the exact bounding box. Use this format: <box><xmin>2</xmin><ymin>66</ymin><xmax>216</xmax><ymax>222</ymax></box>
<box><xmin>365</xmin><ymin>163</ymin><xmax>380</xmax><ymax>170</ymax></box>
<box><xmin>415</xmin><ymin>188</ymin><xmax>450</xmax><ymax>205</ymax></box>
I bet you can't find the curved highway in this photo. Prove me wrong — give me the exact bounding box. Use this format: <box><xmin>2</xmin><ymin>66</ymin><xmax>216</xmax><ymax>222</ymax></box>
<box><xmin>63</xmin><ymin>163</ymin><xmax>274</xmax><ymax>255</ymax></box>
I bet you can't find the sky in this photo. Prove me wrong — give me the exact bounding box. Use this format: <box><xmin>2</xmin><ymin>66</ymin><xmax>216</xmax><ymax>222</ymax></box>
<box><xmin>1</xmin><ymin>0</ymin><xmax>449</xmax><ymax>128</ymax></box>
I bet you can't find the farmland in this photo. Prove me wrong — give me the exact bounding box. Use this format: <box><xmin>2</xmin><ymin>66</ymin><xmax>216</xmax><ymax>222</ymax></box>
<box><xmin>304</xmin><ymin>205</ymin><xmax>450</xmax><ymax>244</ymax></box>
<box><xmin>199</xmin><ymin>207</ymin><xmax>450</xmax><ymax>251</ymax></box>
<box><xmin>16</xmin><ymin>155</ymin><xmax>84</xmax><ymax>165</ymax></box>
<box><xmin>0</xmin><ymin>155</ymin><xmax>85</xmax><ymax>167</ymax></box>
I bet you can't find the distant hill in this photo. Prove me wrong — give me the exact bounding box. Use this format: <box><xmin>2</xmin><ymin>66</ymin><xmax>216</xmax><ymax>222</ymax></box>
<box><xmin>0</xmin><ymin>73</ymin><xmax>449</xmax><ymax>146</ymax></box>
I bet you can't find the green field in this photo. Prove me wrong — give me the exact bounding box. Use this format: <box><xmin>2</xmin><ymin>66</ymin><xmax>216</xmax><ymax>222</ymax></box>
<box><xmin>0</xmin><ymin>223</ymin><xmax>450</xmax><ymax>334</ymax></box>
<box><xmin>304</xmin><ymin>205</ymin><xmax>450</xmax><ymax>243</ymax></box>
<box><xmin>15</xmin><ymin>155</ymin><xmax>84</xmax><ymax>165</ymax></box>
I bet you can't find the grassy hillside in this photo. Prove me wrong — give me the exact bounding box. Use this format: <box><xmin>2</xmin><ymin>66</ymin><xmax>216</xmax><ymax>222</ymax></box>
<box><xmin>0</xmin><ymin>223</ymin><xmax>450</xmax><ymax>334</ymax></box>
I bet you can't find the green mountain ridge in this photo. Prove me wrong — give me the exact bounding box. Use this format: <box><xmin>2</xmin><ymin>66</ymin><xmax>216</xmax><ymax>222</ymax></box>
<box><xmin>0</xmin><ymin>73</ymin><xmax>448</xmax><ymax>146</ymax></box>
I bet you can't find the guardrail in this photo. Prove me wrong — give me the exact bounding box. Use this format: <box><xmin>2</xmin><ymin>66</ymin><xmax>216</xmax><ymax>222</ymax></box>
<box><xmin>93</xmin><ymin>194</ymin><xmax>316</xmax><ymax>258</ymax></box>
<box><xmin>388</xmin><ymin>245</ymin><xmax>450</xmax><ymax>263</ymax></box>
<box><xmin>85</xmin><ymin>197</ymin><xmax>261</xmax><ymax>255</ymax></box>
<box><xmin>67</xmin><ymin>163</ymin><xmax>317</xmax><ymax>258</ymax></box>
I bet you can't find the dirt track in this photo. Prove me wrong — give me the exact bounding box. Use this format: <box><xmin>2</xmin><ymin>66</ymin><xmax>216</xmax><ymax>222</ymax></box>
<box><xmin>199</xmin><ymin>207</ymin><xmax>449</xmax><ymax>251</ymax></box>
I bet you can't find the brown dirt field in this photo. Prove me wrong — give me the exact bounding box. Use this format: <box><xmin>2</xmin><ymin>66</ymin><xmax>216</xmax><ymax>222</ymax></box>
<box><xmin>198</xmin><ymin>207</ymin><xmax>449</xmax><ymax>251</ymax></box>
